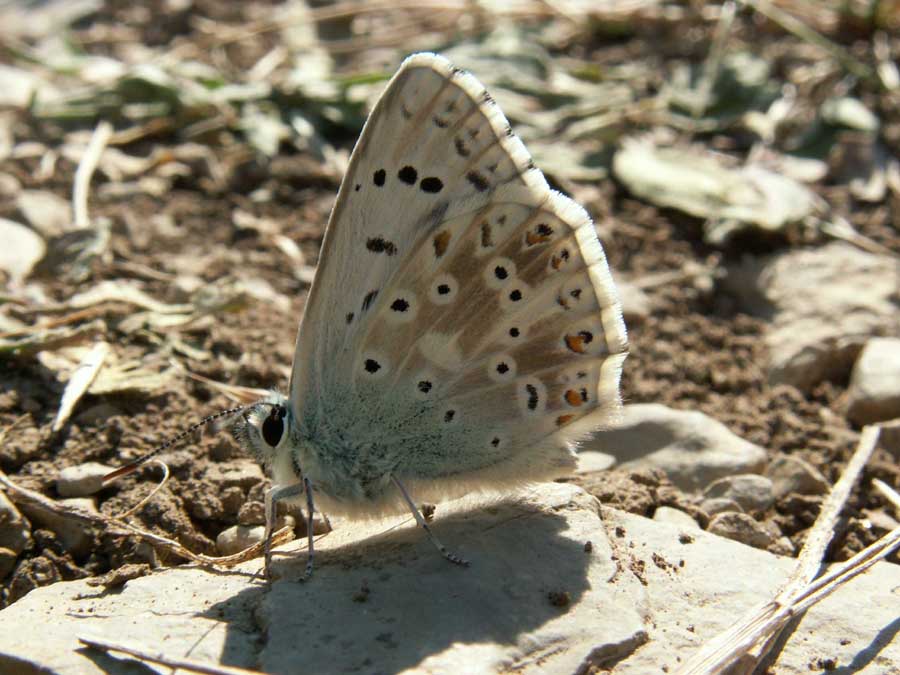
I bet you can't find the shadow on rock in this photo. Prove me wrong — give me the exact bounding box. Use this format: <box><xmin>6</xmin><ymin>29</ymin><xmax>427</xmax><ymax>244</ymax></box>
<box><xmin>207</xmin><ymin>489</ymin><xmax>600</xmax><ymax>674</ymax></box>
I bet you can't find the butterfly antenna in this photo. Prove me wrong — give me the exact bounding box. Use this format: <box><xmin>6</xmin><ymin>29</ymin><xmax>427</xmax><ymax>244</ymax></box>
<box><xmin>102</xmin><ymin>405</ymin><xmax>252</xmax><ymax>485</ymax></box>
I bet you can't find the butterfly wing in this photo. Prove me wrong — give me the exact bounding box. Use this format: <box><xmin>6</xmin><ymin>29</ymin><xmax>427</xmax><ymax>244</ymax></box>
<box><xmin>290</xmin><ymin>53</ymin><xmax>627</xmax><ymax>509</ymax></box>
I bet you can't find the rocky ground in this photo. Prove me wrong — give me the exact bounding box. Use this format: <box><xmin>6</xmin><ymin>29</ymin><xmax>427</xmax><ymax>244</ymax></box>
<box><xmin>0</xmin><ymin>1</ymin><xmax>899</xmax><ymax>672</ymax></box>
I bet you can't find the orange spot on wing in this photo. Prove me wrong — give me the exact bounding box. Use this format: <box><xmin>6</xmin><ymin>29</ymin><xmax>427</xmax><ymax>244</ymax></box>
<box><xmin>564</xmin><ymin>390</ymin><xmax>583</xmax><ymax>406</ymax></box>
<box><xmin>556</xmin><ymin>414</ymin><xmax>575</xmax><ymax>427</ymax></box>
<box><xmin>433</xmin><ymin>231</ymin><xmax>451</xmax><ymax>258</ymax></box>
<box><xmin>564</xmin><ymin>334</ymin><xmax>586</xmax><ymax>353</ymax></box>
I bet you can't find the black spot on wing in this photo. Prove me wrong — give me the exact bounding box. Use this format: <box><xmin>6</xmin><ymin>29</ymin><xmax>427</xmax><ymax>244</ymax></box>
<box><xmin>526</xmin><ymin>384</ymin><xmax>539</xmax><ymax>411</ymax></box>
<box><xmin>420</xmin><ymin>177</ymin><xmax>444</xmax><ymax>193</ymax></box>
<box><xmin>373</xmin><ymin>169</ymin><xmax>386</xmax><ymax>186</ymax></box>
<box><xmin>467</xmin><ymin>171</ymin><xmax>489</xmax><ymax>192</ymax></box>
<box><xmin>398</xmin><ymin>166</ymin><xmax>418</xmax><ymax>185</ymax></box>
<box><xmin>362</xmin><ymin>290</ymin><xmax>378</xmax><ymax>311</ymax></box>
<box><xmin>366</xmin><ymin>237</ymin><xmax>397</xmax><ymax>255</ymax></box>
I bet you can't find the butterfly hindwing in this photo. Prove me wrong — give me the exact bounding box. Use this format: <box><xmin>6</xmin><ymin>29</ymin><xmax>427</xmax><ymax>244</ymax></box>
<box><xmin>289</xmin><ymin>53</ymin><xmax>627</xmax><ymax>504</ymax></box>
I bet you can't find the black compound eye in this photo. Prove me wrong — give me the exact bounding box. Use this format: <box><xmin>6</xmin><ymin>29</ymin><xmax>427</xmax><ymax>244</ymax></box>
<box><xmin>261</xmin><ymin>405</ymin><xmax>286</xmax><ymax>447</ymax></box>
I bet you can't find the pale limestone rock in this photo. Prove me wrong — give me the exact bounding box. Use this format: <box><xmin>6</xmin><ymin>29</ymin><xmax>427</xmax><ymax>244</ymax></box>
<box><xmin>577</xmin><ymin>404</ymin><xmax>767</xmax><ymax>491</ymax></box>
<box><xmin>0</xmin><ymin>484</ymin><xmax>898</xmax><ymax>674</ymax></box>
<box><xmin>846</xmin><ymin>337</ymin><xmax>900</xmax><ymax>425</ymax></box>
<box><xmin>727</xmin><ymin>243</ymin><xmax>900</xmax><ymax>390</ymax></box>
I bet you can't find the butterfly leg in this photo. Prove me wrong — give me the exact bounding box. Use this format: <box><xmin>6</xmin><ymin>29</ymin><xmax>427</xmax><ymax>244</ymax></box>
<box><xmin>301</xmin><ymin>476</ymin><xmax>316</xmax><ymax>581</ymax></box>
<box><xmin>391</xmin><ymin>474</ymin><xmax>469</xmax><ymax>567</ymax></box>
<box><xmin>263</xmin><ymin>482</ymin><xmax>304</xmax><ymax>580</ymax></box>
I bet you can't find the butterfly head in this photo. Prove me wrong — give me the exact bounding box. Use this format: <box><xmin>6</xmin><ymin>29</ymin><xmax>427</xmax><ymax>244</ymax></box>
<box><xmin>232</xmin><ymin>393</ymin><xmax>294</xmax><ymax>469</ymax></box>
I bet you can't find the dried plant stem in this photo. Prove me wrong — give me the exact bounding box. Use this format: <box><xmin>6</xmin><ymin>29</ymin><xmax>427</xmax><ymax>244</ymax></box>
<box><xmin>674</xmin><ymin>426</ymin><xmax>891</xmax><ymax>674</ymax></box>
<box><xmin>0</xmin><ymin>467</ymin><xmax>293</xmax><ymax>568</ymax></box>
<box><xmin>692</xmin><ymin>0</ymin><xmax>737</xmax><ymax>117</ymax></box>
<box><xmin>72</xmin><ymin>120</ymin><xmax>113</xmax><ymax>228</ymax></box>
<box><xmin>738</xmin><ymin>0</ymin><xmax>873</xmax><ymax>82</ymax></box>
<box><xmin>78</xmin><ymin>636</ymin><xmax>264</xmax><ymax>675</ymax></box>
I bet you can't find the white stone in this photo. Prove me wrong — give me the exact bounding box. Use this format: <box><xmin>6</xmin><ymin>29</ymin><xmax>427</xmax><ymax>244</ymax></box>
<box><xmin>847</xmin><ymin>337</ymin><xmax>900</xmax><ymax>425</ymax></box>
<box><xmin>726</xmin><ymin>243</ymin><xmax>900</xmax><ymax>390</ymax></box>
<box><xmin>766</xmin><ymin>455</ymin><xmax>829</xmax><ymax>498</ymax></box>
<box><xmin>652</xmin><ymin>506</ymin><xmax>699</xmax><ymax>529</ymax></box>
<box><xmin>15</xmin><ymin>189</ymin><xmax>72</xmax><ymax>237</ymax></box>
<box><xmin>0</xmin><ymin>217</ymin><xmax>45</xmax><ymax>284</ymax></box>
<box><xmin>704</xmin><ymin>474</ymin><xmax>774</xmax><ymax>513</ymax></box>
<box><xmin>216</xmin><ymin>524</ymin><xmax>264</xmax><ymax>556</ymax></box>
<box><xmin>56</xmin><ymin>462</ymin><xmax>113</xmax><ymax>497</ymax></box>
<box><xmin>0</xmin><ymin>484</ymin><xmax>898</xmax><ymax>674</ymax></box>
<box><xmin>577</xmin><ymin>404</ymin><xmax>767</xmax><ymax>491</ymax></box>
<box><xmin>216</xmin><ymin>516</ymin><xmax>295</xmax><ymax>556</ymax></box>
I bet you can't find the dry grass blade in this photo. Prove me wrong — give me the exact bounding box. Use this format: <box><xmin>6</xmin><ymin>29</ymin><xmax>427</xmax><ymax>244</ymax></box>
<box><xmin>78</xmin><ymin>636</ymin><xmax>265</xmax><ymax>675</ymax></box>
<box><xmin>51</xmin><ymin>341</ymin><xmax>110</xmax><ymax>432</ymax></box>
<box><xmin>73</xmin><ymin>120</ymin><xmax>113</xmax><ymax>229</ymax></box>
<box><xmin>182</xmin><ymin>369</ymin><xmax>271</xmax><ymax>403</ymax></box>
<box><xmin>0</xmin><ymin>319</ymin><xmax>106</xmax><ymax>357</ymax></box>
<box><xmin>674</xmin><ymin>426</ymin><xmax>885</xmax><ymax>674</ymax></box>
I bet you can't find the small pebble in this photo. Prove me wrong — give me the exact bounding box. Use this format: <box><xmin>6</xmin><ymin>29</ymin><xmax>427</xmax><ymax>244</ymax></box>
<box><xmin>56</xmin><ymin>462</ymin><xmax>113</xmax><ymax>497</ymax></box>
<box><xmin>704</xmin><ymin>474</ymin><xmax>774</xmax><ymax>513</ymax></box>
<box><xmin>707</xmin><ymin>512</ymin><xmax>773</xmax><ymax>550</ymax></box>
<box><xmin>700</xmin><ymin>497</ymin><xmax>744</xmax><ymax>516</ymax></box>
<box><xmin>766</xmin><ymin>456</ymin><xmax>829</xmax><ymax>499</ymax></box>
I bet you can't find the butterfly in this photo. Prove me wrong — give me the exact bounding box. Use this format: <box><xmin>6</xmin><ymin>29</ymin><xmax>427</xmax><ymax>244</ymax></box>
<box><xmin>232</xmin><ymin>52</ymin><xmax>629</xmax><ymax>579</ymax></box>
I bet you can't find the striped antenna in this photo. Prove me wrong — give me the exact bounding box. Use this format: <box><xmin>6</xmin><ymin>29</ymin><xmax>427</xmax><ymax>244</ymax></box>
<box><xmin>102</xmin><ymin>405</ymin><xmax>256</xmax><ymax>485</ymax></box>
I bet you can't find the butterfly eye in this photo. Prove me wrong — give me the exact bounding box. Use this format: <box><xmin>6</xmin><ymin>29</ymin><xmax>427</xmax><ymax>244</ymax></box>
<box><xmin>261</xmin><ymin>405</ymin><xmax>286</xmax><ymax>447</ymax></box>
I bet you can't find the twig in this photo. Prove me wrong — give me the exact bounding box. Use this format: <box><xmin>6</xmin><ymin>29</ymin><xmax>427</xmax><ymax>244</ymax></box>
<box><xmin>78</xmin><ymin>636</ymin><xmax>264</xmax><ymax>675</ymax></box>
<box><xmin>0</xmin><ymin>467</ymin><xmax>293</xmax><ymax>568</ymax></box>
<box><xmin>874</xmin><ymin>478</ymin><xmax>900</xmax><ymax>511</ymax></box>
<box><xmin>72</xmin><ymin>120</ymin><xmax>113</xmax><ymax>228</ymax></box>
<box><xmin>781</xmin><ymin>425</ymin><xmax>880</xmax><ymax>596</ymax></box>
<box><xmin>674</xmin><ymin>426</ymin><xmax>885</xmax><ymax>674</ymax></box>
<box><xmin>738</xmin><ymin>0</ymin><xmax>874</xmax><ymax>83</ymax></box>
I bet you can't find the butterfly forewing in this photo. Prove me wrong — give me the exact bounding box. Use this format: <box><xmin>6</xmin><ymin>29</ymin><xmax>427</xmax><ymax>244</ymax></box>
<box><xmin>289</xmin><ymin>53</ymin><xmax>627</xmax><ymax>503</ymax></box>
